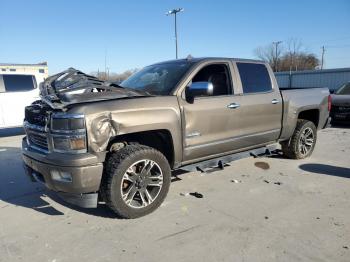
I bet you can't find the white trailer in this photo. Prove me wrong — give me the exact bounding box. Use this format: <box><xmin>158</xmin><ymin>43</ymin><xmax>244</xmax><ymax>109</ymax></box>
<box><xmin>0</xmin><ymin>63</ymin><xmax>48</xmax><ymax>128</ymax></box>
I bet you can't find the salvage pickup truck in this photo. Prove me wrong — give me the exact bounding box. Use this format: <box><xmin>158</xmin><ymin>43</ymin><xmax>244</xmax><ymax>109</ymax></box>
<box><xmin>22</xmin><ymin>57</ymin><xmax>331</xmax><ymax>218</ymax></box>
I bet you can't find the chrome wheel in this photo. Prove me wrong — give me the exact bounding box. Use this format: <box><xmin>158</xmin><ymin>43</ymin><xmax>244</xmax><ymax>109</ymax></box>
<box><xmin>120</xmin><ymin>159</ymin><xmax>163</xmax><ymax>209</ymax></box>
<box><xmin>298</xmin><ymin>127</ymin><xmax>314</xmax><ymax>156</ymax></box>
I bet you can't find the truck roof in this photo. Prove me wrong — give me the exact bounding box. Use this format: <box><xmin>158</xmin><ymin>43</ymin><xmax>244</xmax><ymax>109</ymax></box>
<box><xmin>152</xmin><ymin>57</ymin><xmax>264</xmax><ymax>66</ymax></box>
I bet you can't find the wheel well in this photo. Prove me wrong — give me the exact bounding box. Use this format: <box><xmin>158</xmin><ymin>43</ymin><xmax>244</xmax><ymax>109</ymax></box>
<box><xmin>298</xmin><ymin>109</ymin><xmax>319</xmax><ymax>127</ymax></box>
<box><xmin>107</xmin><ymin>130</ymin><xmax>175</xmax><ymax>168</ymax></box>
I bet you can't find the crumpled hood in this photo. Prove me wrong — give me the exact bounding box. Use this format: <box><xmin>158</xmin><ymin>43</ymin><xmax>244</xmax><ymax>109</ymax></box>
<box><xmin>331</xmin><ymin>94</ymin><xmax>350</xmax><ymax>106</ymax></box>
<box><xmin>40</xmin><ymin>68</ymin><xmax>150</xmax><ymax>110</ymax></box>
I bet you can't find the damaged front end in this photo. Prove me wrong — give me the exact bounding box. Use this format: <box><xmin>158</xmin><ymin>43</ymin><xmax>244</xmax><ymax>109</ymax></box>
<box><xmin>22</xmin><ymin>68</ymin><xmax>145</xmax><ymax>208</ymax></box>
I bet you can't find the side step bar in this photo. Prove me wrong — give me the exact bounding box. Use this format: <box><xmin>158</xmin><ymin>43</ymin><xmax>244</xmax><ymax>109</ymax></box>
<box><xmin>179</xmin><ymin>144</ymin><xmax>277</xmax><ymax>173</ymax></box>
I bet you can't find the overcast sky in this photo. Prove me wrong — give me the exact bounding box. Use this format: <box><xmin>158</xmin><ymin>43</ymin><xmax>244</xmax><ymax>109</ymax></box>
<box><xmin>1</xmin><ymin>0</ymin><xmax>349</xmax><ymax>74</ymax></box>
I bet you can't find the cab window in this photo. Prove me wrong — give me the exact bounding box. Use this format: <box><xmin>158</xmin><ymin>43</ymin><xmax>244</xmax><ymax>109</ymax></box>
<box><xmin>191</xmin><ymin>64</ymin><xmax>232</xmax><ymax>96</ymax></box>
<box><xmin>237</xmin><ymin>63</ymin><xmax>272</xmax><ymax>94</ymax></box>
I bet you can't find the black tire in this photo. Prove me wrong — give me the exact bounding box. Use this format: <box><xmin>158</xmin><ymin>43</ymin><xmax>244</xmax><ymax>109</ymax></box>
<box><xmin>101</xmin><ymin>144</ymin><xmax>171</xmax><ymax>219</ymax></box>
<box><xmin>281</xmin><ymin>119</ymin><xmax>317</xmax><ymax>159</ymax></box>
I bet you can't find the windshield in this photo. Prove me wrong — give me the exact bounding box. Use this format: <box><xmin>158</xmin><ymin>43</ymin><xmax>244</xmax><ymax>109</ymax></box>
<box><xmin>120</xmin><ymin>62</ymin><xmax>193</xmax><ymax>95</ymax></box>
<box><xmin>336</xmin><ymin>82</ymin><xmax>350</xmax><ymax>95</ymax></box>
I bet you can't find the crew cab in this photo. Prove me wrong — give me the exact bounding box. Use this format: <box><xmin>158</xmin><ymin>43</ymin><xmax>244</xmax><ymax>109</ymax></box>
<box><xmin>22</xmin><ymin>57</ymin><xmax>331</xmax><ymax>218</ymax></box>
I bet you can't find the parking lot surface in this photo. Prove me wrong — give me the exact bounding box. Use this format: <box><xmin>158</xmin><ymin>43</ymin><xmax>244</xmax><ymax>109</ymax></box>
<box><xmin>0</xmin><ymin>127</ymin><xmax>349</xmax><ymax>262</ymax></box>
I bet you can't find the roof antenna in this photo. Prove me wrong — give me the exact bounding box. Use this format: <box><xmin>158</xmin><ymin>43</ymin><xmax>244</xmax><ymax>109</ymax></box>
<box><xmin>186</xmin><ymin>54</ymin><xmax>193</xmax><ymax>61</ymax></box>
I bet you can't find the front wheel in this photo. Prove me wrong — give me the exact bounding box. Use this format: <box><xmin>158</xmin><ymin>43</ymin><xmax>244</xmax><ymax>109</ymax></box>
<box><xmin>101</xmin><ymin>144</ymin><xmax>171</xmax><ymax>218</ymax></box>
<box><xmin>281</xmin><ymin>119</ymin><xmax>317</xmax><ymax>159</ymax></box>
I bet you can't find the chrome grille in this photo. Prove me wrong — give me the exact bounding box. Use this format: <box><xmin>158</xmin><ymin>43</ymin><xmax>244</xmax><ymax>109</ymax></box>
<box><xmin>27</xmin><ymin>131</ymin><xmax>49</xmax><ymax>151</ymax></box>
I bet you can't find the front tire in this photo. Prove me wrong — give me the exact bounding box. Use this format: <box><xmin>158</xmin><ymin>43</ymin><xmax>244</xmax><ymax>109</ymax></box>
<box><xmin>101</xmin><ymin>144</ymin><xmax>171</xmax><ymax>218</ymax></box>
<box><xmin>281</xmin><ymin>119</ymin><xmax>317</xmax><ymax>159</ymax></box>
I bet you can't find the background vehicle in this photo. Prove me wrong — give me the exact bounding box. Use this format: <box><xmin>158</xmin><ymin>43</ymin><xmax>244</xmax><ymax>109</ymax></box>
<box><xmin>330</xmin><ymin>82</ymin><xmax>350</xmax><ymax>124</ymax></box>
<box><xmin>22</xmin><ymin>58</ymin><xmax>330</xmax><ymax>218</ymax></box>
<box><xmin>0</xmin><ymin>63</ymin><xmax>48</xmax><ymax>129</ymax></box>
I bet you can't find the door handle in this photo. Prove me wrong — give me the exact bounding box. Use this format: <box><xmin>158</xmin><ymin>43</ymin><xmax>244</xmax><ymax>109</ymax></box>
<box><xmin>227</xmin><ymin>103</ymin><xmax>240</xmax><ymax>109</ymax></box>
<box><xmin>271</xmin><ymin>99</ymin><xmax>280</xmax><ymax>104</ymax></box>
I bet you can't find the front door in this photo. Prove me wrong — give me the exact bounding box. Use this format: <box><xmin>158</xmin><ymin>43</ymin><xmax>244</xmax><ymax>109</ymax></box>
<box><xmin>178</xmin><ymin>62</ymin><xmax>244</xmax><ymax>162</ymax></box>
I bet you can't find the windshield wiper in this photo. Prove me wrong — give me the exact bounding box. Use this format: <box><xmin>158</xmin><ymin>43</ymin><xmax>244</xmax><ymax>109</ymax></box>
<box><xmin>109</xmin><ymin>83</ymin><xmax>153</xmax><ymax>96</ymax></box>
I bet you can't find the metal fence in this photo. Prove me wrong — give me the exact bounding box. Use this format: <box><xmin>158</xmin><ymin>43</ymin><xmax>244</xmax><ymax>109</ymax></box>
<box><xmin>274</xmin><ymin>68</ymin><xmax>350</xmax><ymax>91</ymax></box>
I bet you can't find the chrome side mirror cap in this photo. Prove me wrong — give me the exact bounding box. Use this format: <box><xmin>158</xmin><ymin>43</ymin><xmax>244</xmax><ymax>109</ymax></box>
<box><xmin>186</xmin><ymin>82</ymin><xmax>213</xmax><ymax>103</ymax></box>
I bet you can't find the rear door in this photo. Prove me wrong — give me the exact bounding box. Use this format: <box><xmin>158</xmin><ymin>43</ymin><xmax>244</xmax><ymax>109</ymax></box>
<box><xmin>0</xmin><ymin>74</ymin><xmax>39</xmax><ymax>128</ymax></box>
<box><xmin>232</xmin><ymin>62</ymin><xmax>282</xmax><ymax>147</ymax></box>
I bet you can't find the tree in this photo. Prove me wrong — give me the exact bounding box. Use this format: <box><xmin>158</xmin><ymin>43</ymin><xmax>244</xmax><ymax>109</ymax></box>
<box><xmin>91</xmin><ymin>69</ymin><xmax>139</xmax><ymax>82</ymax></box>
<box><xmin>254</xmin><ymin>39</ymin><xmax>320</xmax><ymax>72</ymax></box>
<box><xmin>278</xmin><ymin>52</ymin><xmax>319</xmax><ymax>71</ymax></box>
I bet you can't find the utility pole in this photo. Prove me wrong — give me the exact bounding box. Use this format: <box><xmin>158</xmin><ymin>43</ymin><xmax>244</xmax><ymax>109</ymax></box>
<box><xmin>272</xmin><ymin>41</ymin><xmax>282</xmax><ymax>72</ymax></box>
<box><xmin>166</xmin><ymin>8</ymin><xmax>184</xmax><ymax>59</ymax></box>
<box><xmin>321</xmin><ymin>46</ymin><xmax>325</xmax><ymax>70</ymax></box>
<box><xmin>104</xmin><ymin>49</ymin><xmax>107</xmax><ymax>80</ymax></box>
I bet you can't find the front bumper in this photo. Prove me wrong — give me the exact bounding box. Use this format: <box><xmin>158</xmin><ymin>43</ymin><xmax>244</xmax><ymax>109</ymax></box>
<box><xmin>22</xmin><ymin>138</ymin><xmax>104</xmax><ymax>208</ymax></box>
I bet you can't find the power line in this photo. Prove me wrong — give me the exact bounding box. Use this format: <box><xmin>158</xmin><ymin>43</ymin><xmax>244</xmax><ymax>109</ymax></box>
<box><xmin>326</xmin><ymin>44</ymin><xmax>350</xmax><ymax>49</ymax></box>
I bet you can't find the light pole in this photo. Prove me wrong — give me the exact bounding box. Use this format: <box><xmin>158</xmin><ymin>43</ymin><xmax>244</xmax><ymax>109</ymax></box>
<box><xmin>272</xmin><ymin>41</ymin><xmax>282</xmax><ymax>72</ymax></box>
<box><xmin>166</xmin><ymin>8</ymin><xmax>184</xmax><ymax>59</ymax></box>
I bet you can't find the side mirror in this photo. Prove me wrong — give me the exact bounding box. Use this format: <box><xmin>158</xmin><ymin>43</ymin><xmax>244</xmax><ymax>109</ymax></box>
<box><xmin>185</xmin><ymin>82</ymin><xmax>213</xmax><ymax>103</ymax></box>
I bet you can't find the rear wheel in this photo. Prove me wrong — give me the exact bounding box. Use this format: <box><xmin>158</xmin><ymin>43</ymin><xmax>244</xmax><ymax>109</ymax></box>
<box><xmin>281</xmin><ymin>119</ymin><xmax>317</xmax><ymax>159</ymax></box>
<box><xmin>101</xmin><ymin>144</ymin><xmax>171</xmax><ymax>218</ymax></box>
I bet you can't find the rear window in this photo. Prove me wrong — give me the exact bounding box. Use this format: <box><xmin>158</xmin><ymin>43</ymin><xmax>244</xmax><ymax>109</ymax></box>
<box><xmin>237</xmin><ymin>63</ymin><xmax>272</xmax><ymax>94</ymax></box>
<box><xmin>2</xmin><ymin>75</ymin><xmax>36</xmax><ymax>92</ymax></box>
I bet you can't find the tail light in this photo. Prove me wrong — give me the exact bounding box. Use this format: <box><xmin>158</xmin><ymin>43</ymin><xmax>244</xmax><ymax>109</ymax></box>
<box><xmin>328</xmin><ymin>95</ymin><xmax>332</xmax><ymax>111</ymax></box>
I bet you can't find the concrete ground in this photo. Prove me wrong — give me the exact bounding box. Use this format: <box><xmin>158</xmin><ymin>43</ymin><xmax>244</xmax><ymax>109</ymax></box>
<box><xmin>0</xmin><ymin>127</ymin><xmax>349</xmax><ymax>262</ymax></box>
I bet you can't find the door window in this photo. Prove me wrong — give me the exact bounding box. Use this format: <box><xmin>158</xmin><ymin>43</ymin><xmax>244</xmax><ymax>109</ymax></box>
<box><xmin>190</xmin><ymin>64</ymin><xmax>233</xmax><ymax>96</ymax></box>
<box><xmin>236</xmin><ymin>63</ymin><xmax>272</xmax><ymax>94</ymax></box>
<box><xmin>1</xmin><ymin>75</ymin><xmax>36</xmax><ymax>92</ymax></box>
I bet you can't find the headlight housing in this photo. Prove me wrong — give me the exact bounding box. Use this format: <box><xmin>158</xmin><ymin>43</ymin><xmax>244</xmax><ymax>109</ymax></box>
<box><xmin>51</xmin><ymin>113</ymin><xmax>87</xmax><ymax>153</ymax></box>
<box><xmin>51</xmin><ymin>113</ymin><xmax>85</xmax><ymax>132</ymax></box>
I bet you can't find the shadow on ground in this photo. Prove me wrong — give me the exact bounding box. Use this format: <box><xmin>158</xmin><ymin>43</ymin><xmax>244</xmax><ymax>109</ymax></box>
<box><xmin>0</xmin><ymin>146</ymin><xmax>118</xmax><ymax>218</ymax></box>
<box><xmin>0</xmin><ymin>145</ymin><xmax>190</xmax><ymax>218</ymax></box>
<box><xmin>299</xmin><ymin>163</ymin><xmax>350</xmax><ymax>178</ymax></box>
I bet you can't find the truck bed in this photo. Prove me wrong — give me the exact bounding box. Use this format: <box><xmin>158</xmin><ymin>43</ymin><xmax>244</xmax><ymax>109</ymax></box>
<box><xmin>279</xmin><ymin>87</ymin><xmax>330</xmax><ymax>140</ymax></box>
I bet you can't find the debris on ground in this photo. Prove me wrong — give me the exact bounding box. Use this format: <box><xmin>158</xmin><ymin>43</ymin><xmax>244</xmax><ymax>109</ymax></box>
<box><xmin>264</xmin><ymin>216</ymin><xmax>269</xmax><ymax>220</ymax></box>
<box><xmin>171</xmin><ymin>176</ymin><xmax>182</xmax><ymax>182</ymax></box>
<box><xmin>343</xmin><ymin>246</ymin><xmax>349</xmax><ymax>249</ymax></box>
<box><xmin>180</xmin><ymin>192</ymin><xmax>204</xmax><ymax>198</ymax></box>
<box><xmin>189</xmin><ymin>192</ymin><xmax>204</xmax><ymax>198</ymax></box>
<box><xmin>230</xmin><ymin>179</ymin><xmax>242</xmax><ymax>183</ymax></box>
<box><xmin>254</xmin><ymin>162</ymin><xmax>270</xmax><ymax>170</ymax></box>
<box><xmin>274</xmin><ymin>182</ymin><xmax>283</xmax><ymax>185</ymax></box>
<box><xmin>263</xmin><ymin>180</ymin><xmax>270</xmax><ymax>184</ymax></box>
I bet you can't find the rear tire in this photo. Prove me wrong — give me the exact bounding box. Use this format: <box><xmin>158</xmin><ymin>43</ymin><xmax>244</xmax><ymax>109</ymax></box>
<box><xmin>101</xmin><ymin>144</ymin><xmax>171</xmax><ymax>219</ymax></box>
<box><xmin>281</xmin><ymin>119</ymin><xmax>317</xmax><ymax>159</ymax></box>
